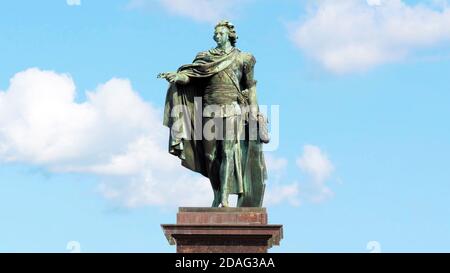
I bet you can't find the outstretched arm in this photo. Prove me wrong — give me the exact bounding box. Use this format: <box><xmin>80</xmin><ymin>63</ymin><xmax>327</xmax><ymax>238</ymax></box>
<box><xmin>158</xmin><ymin>51</ymin><xmax>208</xmax><ymax>85</ymax></box>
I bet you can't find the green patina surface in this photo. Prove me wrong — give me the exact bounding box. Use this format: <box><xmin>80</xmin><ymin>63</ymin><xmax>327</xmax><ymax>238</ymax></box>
<box><xmin>159</xmin><ymin>21</ymin><xmax>267</xmax><ymax>208</ymax></box>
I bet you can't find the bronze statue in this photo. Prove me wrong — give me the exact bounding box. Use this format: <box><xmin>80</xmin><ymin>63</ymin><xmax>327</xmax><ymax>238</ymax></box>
<box><xmin>159</xmin><ymin>20</ymin><xmax>267</xmax><ymax>207</ymax></box>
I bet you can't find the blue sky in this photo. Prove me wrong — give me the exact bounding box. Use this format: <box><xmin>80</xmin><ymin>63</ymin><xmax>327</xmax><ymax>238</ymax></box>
<box><xmin>1</xmin><ymin>0</ymin><xmax>450</xmax><ymax>252</ymax></box>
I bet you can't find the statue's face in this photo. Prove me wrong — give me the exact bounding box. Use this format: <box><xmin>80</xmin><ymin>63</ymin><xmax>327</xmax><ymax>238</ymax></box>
<box><xmin>213</xmin><ymin>26</ymin><xmax>230</xmax><ymax>46</ymax></box>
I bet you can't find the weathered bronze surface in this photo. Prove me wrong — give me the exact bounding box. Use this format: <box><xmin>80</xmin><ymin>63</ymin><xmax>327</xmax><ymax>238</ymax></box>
<box><xmin>159</xmin><ymin>21</ymin><xmax>267</xmax><ymax>208</ymax></box>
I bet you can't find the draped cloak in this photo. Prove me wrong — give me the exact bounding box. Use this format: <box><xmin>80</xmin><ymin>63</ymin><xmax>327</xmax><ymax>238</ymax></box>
<box><xmin>163</xmin><ymin>48</ymin><xmax>267</xmax><ymax>207</ymax></box>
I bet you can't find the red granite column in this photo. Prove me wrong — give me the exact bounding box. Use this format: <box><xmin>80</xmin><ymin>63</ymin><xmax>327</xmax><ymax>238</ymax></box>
<box><xmin>161</xmin><ymin>207</ymin><xmax>283</xmax><ymax>253</ymax></box>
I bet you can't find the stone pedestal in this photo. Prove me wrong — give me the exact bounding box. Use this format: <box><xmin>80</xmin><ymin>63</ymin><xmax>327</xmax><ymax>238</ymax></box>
<box><xmin>161</xmin><ymin>207</ymin><xmax>283</xmax><ymax>253</ymax></box>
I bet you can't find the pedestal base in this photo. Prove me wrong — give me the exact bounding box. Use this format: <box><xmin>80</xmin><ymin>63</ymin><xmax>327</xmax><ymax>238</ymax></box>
<box><xmin>161</xmin><ymin>207</ymin><xmax>283</xmax><ymax>253</ymax></box>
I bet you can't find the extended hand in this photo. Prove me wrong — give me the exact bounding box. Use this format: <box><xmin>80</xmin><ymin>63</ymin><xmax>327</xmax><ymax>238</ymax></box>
<box><xmin>157</xmin><ymin>72</ymin><xmax>189</xmax><ymax>84</ymax></box>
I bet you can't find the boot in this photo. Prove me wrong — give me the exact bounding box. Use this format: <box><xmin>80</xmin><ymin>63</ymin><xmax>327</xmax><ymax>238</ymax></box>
<box><xmin>211</xmin><ymin>189</ymin><xmax>220</xmax><ymax>207</ymax></box>
<box><xmin>220</xmin><ymin>191</ymin><xmax>229</xmax><ymax>207</ymax></box>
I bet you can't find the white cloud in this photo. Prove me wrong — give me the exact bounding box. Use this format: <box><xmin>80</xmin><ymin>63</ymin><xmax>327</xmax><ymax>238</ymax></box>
<box><xmin>263</xmin><ymin>144</ymin><xmax>337</xmax><ymax>207</ymax></box>
<box><xmin>296</xmin><ymin>145</ymin><xmax>334</xmax><ymax>203</ymax></box>
<box><xmin>264</xmin><ymin>153</ymin><xmax>288</xmax><ymax>178</ymax></box>
<box><xmin>264</xmin><ymin>182</ymin><xmax>301</xmax><ymax>207</ymax></box>
<box><xmin>0</xmin><ymin>69</ymin><xmax>154</xmax><ymax>165</ymax></box>
<box><xmin>263</xmin><ymin>154</ymin><xmax>300</xmax><ymax>207</ymax></box>
<box><xmin>127</xmin><ymin>0</ymin><xmax>247</xmax><ymax>23</ymax></box>
<box><xmin>367</xmin><ymin>0</ymin><xmax>382</xmax><ymax>6</ymax></box>
<box><xmin>0</xmin><ymin>68</ymin><xmax>211</xmax><ymax>208</ymax></box>
<box><xmin>290</xmin><ymin>0</ymin><xmax>450</xmax><ymax>73</ymax></box>
<box><xmin>97</xmin><ymin>170</ymin><xmax>212</xmax><ymax>208</ymax></box>
<box><xmin>67</xmin><ymin>0</ymin><xmax>81</xmax><ymax>6</ymax></box>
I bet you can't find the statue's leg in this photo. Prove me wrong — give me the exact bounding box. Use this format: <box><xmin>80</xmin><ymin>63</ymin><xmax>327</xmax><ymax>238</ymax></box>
<box><xmin>219</xmin><ymin>142</ymin><xmax>232</xmax><ymax>207</ymax></box>
<box><xmin>204</xmin><ymin>144</ymin><xmax>221</xmax><ymax>207</ymax></box>
<box><xmin>203</xmin><ymin>117</ymin><xmax>220</xmax><ymax>207</ymax></box>
<box><xmin>235</xmin><ymin>144</ymin><xmax>245</xmax><ymax>207</ymax></box>
<box><xmin>235</xmin><ymin>115</ymin><xmax>245</xmax><ymax>207</ymax></box>
<box><xmin>212</xmin><ymin>188</ymin><xmax>220</xmax><ymax>207</ymax></box>
<box><xmin>237</xmin><ymin>193</ymin><xmax>244</xmax><ymax>207</ymax></box>
<box><xmin>220</xmin><ymin>116</ymin><xmax>240</xmax><ymax>207</ymax></box>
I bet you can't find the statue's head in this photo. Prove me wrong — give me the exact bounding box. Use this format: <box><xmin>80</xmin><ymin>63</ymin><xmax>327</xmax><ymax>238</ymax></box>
<box><xmin>214</xmin><ymin>20</ymin><xmax>238</xmax><ymax>47</ymax></box>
